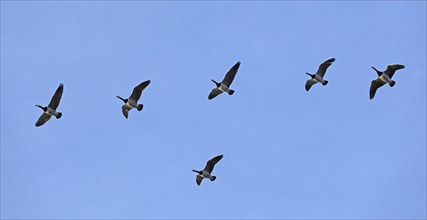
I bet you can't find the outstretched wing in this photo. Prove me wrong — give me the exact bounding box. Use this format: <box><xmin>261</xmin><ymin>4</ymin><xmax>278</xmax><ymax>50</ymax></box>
<box><xmin>48</xmin><ymin>83</ymin><xmax>64</xmax><ymax>110</ymax></box>
<box><xmin>222</xmin><ymin>61</ymin><xmax>240</xmax><ymax>87</ymax></box>
<box><xmin>129</xmin><ymin>80</ymin><xmax>151</xmax><ymax>102</ymax></box>
<box><xmin>316</xmin><ymin>58</ymin><xmax>335</xmax><ymax>78</ymax></box>
<box><xmin>208</xmin><ymin>88</ymin><xmax>223</xmax><ymax>100</ymax></box>
<box><xmin>204</xmin><ymin>155</ymin><xmax>223</xmax><ymax>173</ymax></box>
<box><xmin>121</xmin><ymin>105</ymin><xmax>132</xmax><ymax>119</ymax></box>
<box><xmin>384</xmin><ymin>64</ymin><xmax>405</xmax><ymax>79</ymax></box>
<box><xmin>196</xmin><ymin>175</ymin><xmax>203</xmax><ymax>186</ymax></box>
<box><xmin>305</xmin><ymin>79</ymin><xmax>317</xmax><ymax>91</ymax></box>
<box><xmin>370</xmin><ymin>78</ymin><xmax>386</xmax><ymax>100</ymax></box>
<box><xmin>35</xmin><ymin>113</ymin><xmax>52</xmax><ymax>127</ymax></box>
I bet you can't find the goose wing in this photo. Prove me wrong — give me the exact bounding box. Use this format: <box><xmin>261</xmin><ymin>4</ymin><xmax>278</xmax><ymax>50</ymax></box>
<box><xmin>121</xmin><ymin>105</ymin><xmax>132</xmax><ymax>119</ymax></box>
<box><xmin>35</xmin><ymin>113</ymin><xmax>52</xmax><ymax>127</ymax></box>
<box><xmin>384</xmin><ymin>64</ymin><xmax>405</xmax><ymax>79</ymax></box>
<box><xmin>221</xmin><ymin>61</ymin><xmax>240</xmax><ymax>87</ymax></box>
<box><xmin>48</xmin><ymin>83</ymin><xmax>64</xmax><ymax>110</ymax></box>
<box><xmin>305</xmin><ymin>79</ymin><xmax>317</xmax><ymax>91</ymax></box>
<box><xmin>370</xmin><ymin>78</ymin><xmax>386</xmax><ymax>99</ymax></box>
<box><xmin>208</xmin><ymin>88</ymin><xmax>223</xmax><ymax>100</ymax></box>
<box><xmin>196</xmin><ymin>175</ymin><xmax>203</xmax><ymax>185</ymax></box>
<box><xmin>204</xmin><ymin>155</ymin><xmax>223</xmax><ymax>173</ymax></box>
<box><xmin>129</xmin><ymin>80</ymin><xmax>151</xmax><ymax>102</ymax></box>
<box><xmin>316</xmin><ymin>58</ymin><xmax>335</xmax><ymax>77</ymax></box>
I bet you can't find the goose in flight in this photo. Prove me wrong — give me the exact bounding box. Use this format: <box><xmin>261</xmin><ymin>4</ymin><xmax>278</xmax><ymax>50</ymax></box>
<box><xmin>192</xmin><ymin>154</ymin><xmax>223</xmax><ymax>186</ymax></box>
<box><xmin>116</xmin><ymin>80</ymin><xmax>151</xmax><ymax>119</ymax></box>
<box><xmin>35</xmin><ymin>83</ymin><xmax>64</xmax><ymax>127</ymax></box>
<box><xmin>208</xmin><ymin>62</ymin><xmax>240</xmax><ymax>100</ymax></box>
<box><xmin>369</xmin><ymin>64</ymin><xmax>405</xmax><ymax>99</ymax></box>
<box><xmin>305</xmin><ymin>58</ymin><xmax>335</xmax><ymax>91</ymax></box>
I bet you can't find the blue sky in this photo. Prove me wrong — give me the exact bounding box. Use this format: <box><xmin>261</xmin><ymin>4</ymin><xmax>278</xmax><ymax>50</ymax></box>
<box><xmin>1</xmin><ymin>1</ymin><xmax>426</xmax><ymax>219</ymax></box>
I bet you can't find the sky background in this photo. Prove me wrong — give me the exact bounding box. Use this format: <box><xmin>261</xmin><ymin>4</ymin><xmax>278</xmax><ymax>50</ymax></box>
<box><xmin>1</xmin><ymin>1</ymin><xmax>426</xmax><ymax>219</ymax></box>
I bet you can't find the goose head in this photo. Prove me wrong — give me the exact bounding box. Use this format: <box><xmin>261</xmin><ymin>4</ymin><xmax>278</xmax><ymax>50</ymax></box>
<box><xmin>211</xmin><ymin>79</ymin><xmax>221</xmax><ymax>88</ymax></box>
<box><xmin>35</xmin><ymin>105</ymin><xmax>47</xmax><ymax>111</ymax></box>
<box><xmin>371</xmin><ymin>66</ymin><xmax>382</xmax><ymax>75</ymax></box>
<box><xmin>192</xmin><ymin>169</ymin><xmax>202</xmax><ymax>175</ymax></box>
<box><xmin>116</xmin><ymin>96</ymin><xmax>128</xmax><ymax>103</ymax></box>
<box><xmin>306</xmin><ymin>72</ymin><xmax>315</xmax><ymax>79</ymax></box>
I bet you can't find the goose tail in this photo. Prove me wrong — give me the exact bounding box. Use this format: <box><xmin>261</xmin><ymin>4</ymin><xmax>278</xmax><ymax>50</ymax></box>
<box><xmin>390</xmin><ymin>80</ymin><xmax>396</xmax><ymax>87</ymax></box>
<box><xmin>322</xmin><ymin>80</ymin><xmax>328</xmax><ymax>86</ymax></box>
<box><xmin>137</xmin><ymin>104</ymin><xmax>143</xmax><ymax>111</ymax></box>
<box><xmin>228</xmin><ymin>90</ymin><xmax>235</xmax><ymax>95</ymax></box>
<box><xmin>56</xmin><ymin>112</ymin><xmax>62</xmax><ymax>119</ymax></box>
<box><xmin>210</xmin><ymin>176</ymin><xmax>216</xmax><ymax>181</ymax></box>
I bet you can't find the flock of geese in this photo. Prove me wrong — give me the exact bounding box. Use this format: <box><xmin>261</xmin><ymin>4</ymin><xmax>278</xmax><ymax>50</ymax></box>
<box><xmin>34</xmin><ymin>58</ymin><xmax>406</xmax><ymax>185</ymax></box>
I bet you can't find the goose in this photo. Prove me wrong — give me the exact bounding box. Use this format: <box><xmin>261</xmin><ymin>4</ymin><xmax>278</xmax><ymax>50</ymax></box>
<box><xmin>208</xmin><ymin>61</ymin><xmax>240</xmax><ymax>100</ymax></box>
<box><xmin>192</xmin><ymin>154</ymin><xmax>223</xmax><ymax>186</ymax></box>
<box><xmin>116</xmin><ymin>80</ymin><xmax>151</xmax><ymax>119</ymax></box>
<box><xmin>369</xmin><ymin>64</ymin><xmax>405</xmax><ymax>99</ymax></box>
<box><xmin>305</xmin><ymin>58</ymin><xmax>335</xmax><ymax>91</ymax></box>
<box><xmin>35</xmin><ymin>83</ymin><xmax>64</xmax><ymax>127</ymax></box>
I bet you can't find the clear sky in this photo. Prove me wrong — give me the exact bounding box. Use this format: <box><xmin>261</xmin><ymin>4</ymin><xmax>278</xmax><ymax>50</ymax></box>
<box><xmin>1</xmin><ymin>1</ymin><xmax>426</xmax><ymax>219</ymax></box>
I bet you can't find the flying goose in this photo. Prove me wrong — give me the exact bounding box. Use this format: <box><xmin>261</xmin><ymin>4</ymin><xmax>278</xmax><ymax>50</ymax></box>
<box><xmin>305</xmin><ymin>58</ymin><xmax>335</xmax><ymax>91</ymax></box>
<box><xmin>116</xmin><ymin>80</ymin><xmax>151</xmax><ymax>119</ymax></box>
<box><xmin>192</xmin><ymin>154</ymin><xmax>223</xmax><ymax>185</ymax></box>
<box><xmin>208</xmin><ymin>61</ymin><xmax>240</xmax><ymax>100</ymax></box>
<box><xmin>35</xmin><ymin>83</ymin><xmax>64</xmax><ymax>127</ymax></box>
<box><xmin>369</xmin><ymin>64</ymin><xmax>405</xmax><ymax>99</ymax></box>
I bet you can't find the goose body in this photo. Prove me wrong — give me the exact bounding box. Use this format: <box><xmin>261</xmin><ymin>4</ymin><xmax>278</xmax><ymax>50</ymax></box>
<box><xmin>35</xmin><ymin>83</ymin><xmax>64</xmax><ymax>127</ymax></box>
<box><xmin>192</xmin><ymin>154</ymin><xmax>223</xmax><ymax>185</ymax></box>
<box><xmin>313</xmin><ymin>74</ymin><xmax>326</xmax><ymax>84</ymax></box>
<box><xmin>126</xmin><ymin>99</ymin><xmax>139</xmax><ymax>109</ymax></box>
<box><xmin>218</xmin><ymin>83</ymin><xmax>230</xmax><ymax>93</ymax></box>
<box><xmin>117</xmin><ymin>80</ymin><xmax>151</xmax><ymax>119</ymax></box>
<box><xmin>379</xmin><ymin>72</ymin><xmax>393</xmax><ymax>84</ymax></box>
<box><xmin>369</xmin><ymin>64</ymin><xmax>405</xmax><ymax>99</ymax></box>
<box><xmin>305</xmin><ymin>58</ymin><xmax>335</xmax><ymax>91</ymax></box>
<box><xmin>46</xmin><ymin>107</ymin><xmax>61</xmax><ymax>117</ymax></box>
<box><xmin>208</xmin><ymin>62</ymin><xmax>240</xmax><ymax>100</ymax></box>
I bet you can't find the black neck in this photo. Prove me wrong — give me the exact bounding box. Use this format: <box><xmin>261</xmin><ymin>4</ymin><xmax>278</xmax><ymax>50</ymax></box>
<box><xmin>306</xmin><ymin>72</ymin><xmax>315</xmax><ymax>78</ymax></box>
<box><xmin>371</xmin><ymin>66</ymin><xmax>382</xmax><ymax>75</ymax></box>
<box><xmin>116</xmin><ymin>96</ymin><xmax>128</xmax><ymax>103</ymax></box>
<box><xmin>211</xmin><ymin>79</ymin><xmax>221</xmax><ymax>87</ymax></box>
<box><xmin>192</xmin><ymin>169</ymin><xmax>202</xmax><ymax>175</ymax></box>
<box><xmin>36</xmin><ymin>105</ymin><xmax>47</xmax><ymax>111</ymax></box>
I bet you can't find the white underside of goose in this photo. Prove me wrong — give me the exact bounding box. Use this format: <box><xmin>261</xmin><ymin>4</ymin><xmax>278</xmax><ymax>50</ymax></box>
<box><xmin>314</xmin><ymin>75</ymin><xmax>325</xmax><ymax>84</ymax></box>
<box><xmin>379</xmin><ymin>73</ymin><xmax>392</xmax><ymax>84</ymax></box>
<box><xmin>46</xmin><ymin>108</ymin><xmax>60</xmax><ymax>117</ymax></box>
<box><xmin>219</xmin><ymin>84</ymin><xmax>229</xmax><ymax>93</ymax></box>
<box><xmin>126</xmin><ymin>100</ymin><xmax>138</xmax><ymax>109</ymax></box>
